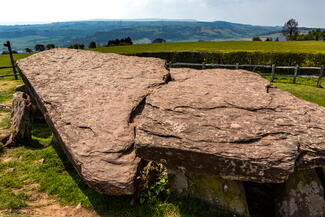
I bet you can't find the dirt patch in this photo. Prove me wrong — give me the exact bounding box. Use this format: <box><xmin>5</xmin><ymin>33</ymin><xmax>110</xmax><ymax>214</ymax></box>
<box><xmin>0</xmin><ymin>80</ymin><xmax>21</xmax><ymax>92</ymax></box>
<box><xmin>0</xmin><ymin>80</ymin><xmax>22</xmax><ymax>106</ymax></box>
<box><xmin>18</xmin><ymin>190</ymin><xmax>109</xmax><ymax>217</ymax></box>
<box><xmin>1</xmin><ymin>156</ymin><xmax>14</xmax><ymax>163</ymax></box>
<box><xmin>0</xmin><ymin>112</ymin><xmax>11</xmax><ymax>140</ymax></box>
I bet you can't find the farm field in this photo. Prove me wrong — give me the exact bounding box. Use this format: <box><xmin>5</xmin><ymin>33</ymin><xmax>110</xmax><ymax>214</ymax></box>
<box><xmin>93</xmin><ymin>41</ymin><xmax>325</xmax><ymax>54</ymax></box>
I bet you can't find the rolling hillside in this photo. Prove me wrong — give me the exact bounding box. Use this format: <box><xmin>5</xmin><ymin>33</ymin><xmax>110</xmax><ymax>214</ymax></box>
<box><xmin>0</xmin><ymin>20</ymin><xmax>281</xmax><ymax>51</ymax></box>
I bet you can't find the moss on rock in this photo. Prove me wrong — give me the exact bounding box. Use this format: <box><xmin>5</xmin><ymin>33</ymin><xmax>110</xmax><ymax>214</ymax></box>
<box><xmin>187</xmin><ymin>173</ymin><xmax>250</xmax><ymax>217</ymax></box>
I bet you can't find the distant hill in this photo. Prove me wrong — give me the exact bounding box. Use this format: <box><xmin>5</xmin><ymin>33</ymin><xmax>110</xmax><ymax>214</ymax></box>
<box><xmin>0</xmin><ymin>20</ymin><xmax>283</xmax><ymax>51</ymax></box>
<box><xmin>76</xmin><ymin>21</ymin><xmax>282</xmax><ymax>45</ymax></box>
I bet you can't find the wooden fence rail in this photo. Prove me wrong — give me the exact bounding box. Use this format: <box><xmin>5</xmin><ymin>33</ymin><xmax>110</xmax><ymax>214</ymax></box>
<box><xmin>167</xmin><ymin>62</ymin><xmax>324</xmax><ymax>87</ymax></box>
<box><xmin>0</xmin><ymin>42</ymin><xmax>324</xmax><ymax>88</ymax></box>
<box><xmin>0</xmin><ymin>41</ymin><xmax>18</xmax><ymax>80</ymax></box>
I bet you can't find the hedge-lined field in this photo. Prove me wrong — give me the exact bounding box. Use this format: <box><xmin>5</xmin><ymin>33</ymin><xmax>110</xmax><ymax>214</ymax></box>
<box><xmin>93</xmin><ymin>41</ymin><xmax>325</xmax><ymax>54</ymax></box>
<box><xmin>129</xmin><ymin>51</ymin><xmax>325</xmax><ymax>68</ymax></box>
<box><xmin>92</xmin><ymin>41</ymin><xmax>325</xmax><ymax>67</ymax></box>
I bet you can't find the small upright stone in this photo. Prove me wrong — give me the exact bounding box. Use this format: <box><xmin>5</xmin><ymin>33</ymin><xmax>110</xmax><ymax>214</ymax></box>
<box><xmin>169</xmin><ymin>169</ymin><xmax>189</xmax><ymax>196</ymax></box>
<box><xmin>6</xmin><ymin>91</ymin><xmax>32</xmax><ymax>146</ymax></box>
<box><xmin>275</xmin><ymin>169</ymin><xmax>325</xmax><ymax>217</ymax></box>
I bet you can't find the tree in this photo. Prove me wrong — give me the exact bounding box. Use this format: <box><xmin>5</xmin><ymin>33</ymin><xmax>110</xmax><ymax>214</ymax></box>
<box><xmin>68</xmin><ymin>44</ymin><xmax>85</xmax><ymax>49</ymax></box>
<box><xmin>35</xmin><ymin>44</ymin><xmax>45</xmax><ymax>52</ymax></box>
<box><xmin>25</xmin><ymin>48</ymin><xmax>33</xmax><ymax>53</ymax></box>
<box><xmin>265</xmin><ymin>37</ymin><xmax>273</xmax><ymax>42</ymax></box>
<box><xmin>88</xmin><ymin>41</ymin><xmax>97</xmax><ymax>49</ymax></box>
<box><xmin>282</xmin><ymin>19</ymin><xmax>299</xmax><ymax>40</ymax></box>
<box><xmin>107</xmin><ymin>37</ymin><xmax>133</xmax><ymax>47</ymax></box>
<box><xmin>46</xmin><ymin>44</ymin><xmax>56</xmax><ymax>50</ymax></box>
<box><xmin>252</xmin><ymin>36</ymin><xmax>262</xmax><ymax>41</ymax></box>
<box><xmin>152</xmin><ymin>38</ymin><xmax>166</xmax><ymax>43</ymax></box>
<box><xmin>125</xmin><ymin>37</ymin><xmax>133</xmax><ymax>45</ymax></box>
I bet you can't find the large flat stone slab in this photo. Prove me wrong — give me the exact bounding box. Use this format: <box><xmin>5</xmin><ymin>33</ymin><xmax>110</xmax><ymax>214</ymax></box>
<box><xmin>135</xmin><ymin>68</ymin><xmax>325</xmax><ymax>183</ymax></box>
<box><xmin>17</xmin><ymin>48</ymin><xmax>170</xmax><ymax>195</ymax></box>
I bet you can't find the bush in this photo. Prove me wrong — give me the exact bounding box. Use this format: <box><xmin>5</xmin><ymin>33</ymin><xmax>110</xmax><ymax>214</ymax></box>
<box><xmin>132</xmin><ymin>51</ymin><xmax>325</xmax><ymax>67</ymax></box>
<box><xmin>107</xmin><ymin>37</ymin><xmax>133</xmax><ymax>47</ymax></box>
<box><xmin>252</xmin><ymin>37</ymin><xmax>262</xmax><ymax>41</ymax></box>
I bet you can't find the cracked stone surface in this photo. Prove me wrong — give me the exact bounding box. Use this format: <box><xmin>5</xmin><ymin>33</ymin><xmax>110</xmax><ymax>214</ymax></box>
<box><xmin>17</xmin><ymin>48</ymin><xmax>170</xmax><ymax>195</ymax></box>
<box><xmin>135</xmin><ymin>68</ymin><xmax>325</xmax><ymax>183</ymax></box>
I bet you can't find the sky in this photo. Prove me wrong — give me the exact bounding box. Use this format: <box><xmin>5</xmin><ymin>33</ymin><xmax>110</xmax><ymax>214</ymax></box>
<box><xmin>1</xmin><ymin>0</ymin><xmax>324</xmax><ymax>27</ymax></box>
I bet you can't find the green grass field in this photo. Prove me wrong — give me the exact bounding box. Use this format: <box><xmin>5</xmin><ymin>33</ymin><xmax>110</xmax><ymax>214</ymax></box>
<box><xmin>0</xmin><ymin>53</ymin><xmax>31</xmax><ymax>76</ymax></box>
<box><xmin>92</xmin><ymin>41</ymin><xmax>325</xmax><ymax>54</ymax></box>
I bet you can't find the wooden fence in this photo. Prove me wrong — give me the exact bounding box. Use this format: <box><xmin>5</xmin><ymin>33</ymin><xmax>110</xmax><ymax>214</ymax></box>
<box><xmin>167</xmin><ymin>62</ymin><xmax>325</xmax><ymax>87</ymax></box>
<box><xmin>0</xmin><ymin>41</ymin><xmax>18</xmax><ymax>79</ymax></box>
<box><xmin>0</xmin><ymin>41</ymin><xmax>324</xmax><ymax>87</ymax></box>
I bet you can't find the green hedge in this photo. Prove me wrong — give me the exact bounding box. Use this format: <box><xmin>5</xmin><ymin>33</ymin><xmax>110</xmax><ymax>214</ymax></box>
<box><xmin>131</xmin><ymin>52</ymin><xmax>325</xmax><ymax>67</ymax></box>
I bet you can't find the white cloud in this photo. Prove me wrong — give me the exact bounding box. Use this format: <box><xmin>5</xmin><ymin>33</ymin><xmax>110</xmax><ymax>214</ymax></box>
<box><xmin>0</xmin><ymin>0</ymin><xmax>323</xmax><ymax>27</ymax></box>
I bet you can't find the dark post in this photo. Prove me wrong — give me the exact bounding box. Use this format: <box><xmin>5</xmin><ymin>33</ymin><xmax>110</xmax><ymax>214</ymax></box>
<box><xmin>317</xmin><ymin>65</ymin><xmax>324</xmax><ymax>87</ymax></box>
<box><xmin>236</xmin><ymin>63</ymin><xmax>239</xmax><ymax>70</ymax></box>
<box><xmin>271</xmin><ymin>64</ymin><xmax>276</xmax><ymax>82</ymax></box>
<box><xmin>3</xmin><ymin>41</ymin><xmax>18</xmax><ymax>80</ymax></box>
<box><xmin>292</xmin><ymin>65</ymin><xmax>299</xmax><ymax>84</ymax></box>
<box><xmin>202</xmin><ymin>62</ymin><xmax>206</xmax><ymax>70</ymax></box>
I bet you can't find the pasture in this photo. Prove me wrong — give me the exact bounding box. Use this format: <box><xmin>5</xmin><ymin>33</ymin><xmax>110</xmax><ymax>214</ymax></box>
<box><xmin>93</xmin><ymin>41</ymin><xmax>325</xmax><ymax>54</ymax></box>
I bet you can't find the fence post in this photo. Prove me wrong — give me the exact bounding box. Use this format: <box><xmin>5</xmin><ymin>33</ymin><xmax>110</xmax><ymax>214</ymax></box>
<box><xmin>236</xmin><ymin>63</ymin><xmax>239</xmax><ymax>70</ymax></box>
<box><xmin>292</xmin><ymin>65</ymin><xmax>299</xmax><ymax>84</ymax></box>
<box><xmin>317</xmin><ymin>65</ymin><xmax>324</xmax><ymax>87</ymax></box>
<box><xmin>3</xmin><ymin>41</ymin><xmax>18</xmax><ymax>80</ymax></box>
<box><xmin>202</xmin><ymin>62</ymin><xmax>206</xmax><ymax>70</ymax></box>
<box><xmin>271</xmin><ymin>64</ymin><xmax>276</xmax><ymax>82</ymax></box>
<box><xmin>167</xmin><ymin>62</ymin><xmax>172</xmax><ymax>69</ymax></box>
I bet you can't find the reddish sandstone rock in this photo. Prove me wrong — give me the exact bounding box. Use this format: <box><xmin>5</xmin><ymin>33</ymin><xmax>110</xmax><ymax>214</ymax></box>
<box><xmin>135</xmin><ymin>68</ymin><xmax>325</xmax><ymax>183</ymax></box>
<box><xmin>17</xmin><ymin>49</ymin><xmax>170</xmax><ymax>195</ymax></box>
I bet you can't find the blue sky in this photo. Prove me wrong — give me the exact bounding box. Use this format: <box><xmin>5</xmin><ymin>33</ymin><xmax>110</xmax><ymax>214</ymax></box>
<box><xmin>0</xmin><ymin>0</ymin><xmax>324</xmax><ymax>27</ymax></box>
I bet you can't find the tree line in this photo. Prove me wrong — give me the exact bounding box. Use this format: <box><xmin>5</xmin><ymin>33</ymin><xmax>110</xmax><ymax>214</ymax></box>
<box><xmin>282</xmin><ymin>19</ymin><xmax>325</xmax><ymax>41</ymax></box>
<box><xmin>252</xmin><ymin>19</ymin><xmax>325</xmax><ymax>42</ymax></box>
<box><xmin>21</xmin><ymin>37</ymin><xmax>134</xmax><ymax>53</ymax></box>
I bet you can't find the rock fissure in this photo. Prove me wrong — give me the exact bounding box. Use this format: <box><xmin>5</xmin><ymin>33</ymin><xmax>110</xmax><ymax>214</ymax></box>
<box><xmin>140</xmin><ymin>128</ymin><xmax>183</xmax><ymax>140</ymax></box>
<box><xmin>128</xmin><ymin>95</ymin><xmax>148</xmax><ymax>124</ymax></box>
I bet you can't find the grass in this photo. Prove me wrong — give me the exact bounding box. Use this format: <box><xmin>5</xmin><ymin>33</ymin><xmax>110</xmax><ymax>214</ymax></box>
<box><xmin>274</xmin><ymin>83</ymin><xmax>325</xmax><ymax>107</ymax></box>
<box><xmin>0</xmin><ymin>53</ymin><xmax>31</xmax><ymax>76</ymax></box>
<box><xmin>92</xmin><ymin>41</ymin><xmax>325</xmax><ymax>54</ymax></box>
<box><xmin>263</xmin><ymin>76</ymin><xmax>325</xmax><ymax>107</ymax></box>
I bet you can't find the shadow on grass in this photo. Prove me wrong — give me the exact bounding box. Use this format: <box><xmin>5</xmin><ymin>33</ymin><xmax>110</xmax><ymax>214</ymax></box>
<box><xmin>28</xmin><ymin>112</ymin><xmax>238</xmax><ymax>217</ymax></box>
<box><xmin>16</xmin><ymin>116</ymin><xmax>232</xmax><ymax>217</ymax></box>
<box><xmin>50</xmin><ymin>138</ymin><xmax>237</xmax><ymax>217</ymax></box>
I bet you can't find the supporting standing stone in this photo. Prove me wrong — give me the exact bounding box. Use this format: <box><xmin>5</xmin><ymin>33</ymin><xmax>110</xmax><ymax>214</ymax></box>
<box><xmin>169</xmin><ymin>169</ymin><xmax>189</xmax><ymax>196</ymax></box>
<box><xmin>168</xmin><ymin>170</ymin><xmax>250</xmax><ymax>216</ymax></box>
<box><xmin>188</xmin><ymin>173</ymin><xmax>250</xmax><ymax>217</ymax></box>
<box><xmin>5</xmin><ymin>91</ymin><xmax>32</xmax><ymax>146</ymax></box>
<box><xmin>275</xmin><ymin>169</ymin><xmax>325</xmax><ymax>217</ymax></box>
